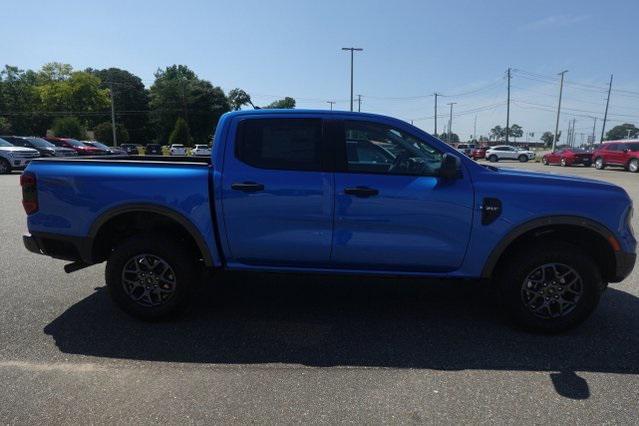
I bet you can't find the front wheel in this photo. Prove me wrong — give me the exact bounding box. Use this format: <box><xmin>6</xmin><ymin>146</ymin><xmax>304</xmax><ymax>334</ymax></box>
<box><xmin>488</xmin><ymin>154</ymin><xmax>498</xmax><ymax>162</ymax></box>
<box><xmin>498</xmin><ymin>242</ymin><xmax>604</xmax><ymax>333</ymax></box>
<box><xmin>560</xmin><ymin>158</ymin><xmax>567</xmax><ymax>167</ymax></box>
<box><xmin>0</xmin><ymin>158</ymin><xmax>11</xmax><ymax>174</ymax></box>
<box><xmin>594</xmin><ymin>157</ymin><xmax>605</xmax><ymax>170</ymax></box>
<box><xmin>628</xmin><ymin>158</ymin><xmax>639</xmax><ymax>173</ymax></box>
<box><xmin>518</xmin><ymin>154</ymin><xmax>528</xmax><ymax>162</ymax></box>
<box><xmin>105</xmin><ymin>234</ymin><xmax>198</xmax><ymax>320</ymax></box>
<box><xmin>542</xmin><ymin>157</ymin><xmax>549</xmax><ymax>165</ymax></box>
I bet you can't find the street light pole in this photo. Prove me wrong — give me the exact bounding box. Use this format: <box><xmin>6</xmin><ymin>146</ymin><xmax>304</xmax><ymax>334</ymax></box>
<box><xmin>326</xmin><ymin>101</ymin><xmax>335</xmax><ymax>111</ymax></box>
<box><xmin>600</xmin><ymin>74</ymin><xmax>613</xmax><ymax>143</ymax></box>
<box><xmin>109</xmin><ymin>83</ymin><xmax>117</xmax><ymax>147</ymax></box>
<box><xmin>342</xmin><ymin>47</ymin><xmax>363</xmax><ymax>111</ymax></box>
<box><xmin>447</xmin><ymin>102</ymin><xmax>456</xmax><ymax>144</ymax></box>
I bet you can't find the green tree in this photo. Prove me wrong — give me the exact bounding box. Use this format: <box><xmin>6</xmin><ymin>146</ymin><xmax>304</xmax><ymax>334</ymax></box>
<box><xmin>605</xmin><ymin>123</ymin><xmax>639</xmax><ymax>140</ymax></box>
<box><xmin>228</xmin><ymin>88</ymin><xmax>254</xmax><ymax>110</ymax></box>
<box><xmin>490</xmin><ymin>125</ymin><xmax>504</xmax><ymax>141</ymax></box>
<box><xmin>541</xmin><ymin>131</ymin><xmax>561</xmax><ymax>147</ymax></box>
<box><xmin>0</xmin><ymin>117</ymin><xmax>12</xmax><ymax>133</ymax></box>
<box><xmin>264</xmin><ymin>96</ymin><xmax>296</xmax><ymax>109</ymax></box>
<box><xmin>52</xmin><ymin>116</ymin><xmax>86</xmax><ymax>139</ymax></box>
<box><xmin>37</xmin><ymin>62</ymin><xmax>73</xmax><ymax>83</ymax></box>
<box><xmin>37</xmin><ymin>68</ymin><xmax>110</xmax><ymax>115</ymax></box>
<box><xmin>93</xmin><ymin>121</ymin><xmax>130</xmax><ymax>145</ymax></box>
<box><xmin>168</xmin><ymin>117</ymin><xmax>192</xmax><ymax>146</ymax></box>
<box><xmin>88</xmin><ymin>68</ymin><xmax>150</xmax><ymax>143</ymax></box>
<box><xmin>509</xmin><ymin>124</ymin><xmax>523</xmax><ymax>141</ymax></box>
<box><xmin>0</xmin><ymin>65</ymin><xmax>41</xmax><ymax>134</ymax></box>
<box><xmin>149</xmin><ymin>65</ymin><xmax>230</xmax><ymax>145</ymax></box>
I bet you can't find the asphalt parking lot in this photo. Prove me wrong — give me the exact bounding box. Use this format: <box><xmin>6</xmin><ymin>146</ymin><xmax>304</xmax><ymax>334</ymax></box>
<box><xmin>0</xmin><ymin>162</ymin><xmax>637</xmax><ymax>424</ymax></box>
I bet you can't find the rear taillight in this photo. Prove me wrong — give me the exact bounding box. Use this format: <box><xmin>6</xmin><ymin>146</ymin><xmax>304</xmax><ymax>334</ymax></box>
<box><xmin>20</xmin><ymin>172</ymin><xmax>38</xmax><ymax>215</ymax></box>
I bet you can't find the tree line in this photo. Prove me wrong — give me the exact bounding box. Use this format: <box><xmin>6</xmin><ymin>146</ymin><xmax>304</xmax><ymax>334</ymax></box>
<box><xmin>0</xmin><ymin>63</ymin><xmax>295</xmax><ymax>146</ymax></box>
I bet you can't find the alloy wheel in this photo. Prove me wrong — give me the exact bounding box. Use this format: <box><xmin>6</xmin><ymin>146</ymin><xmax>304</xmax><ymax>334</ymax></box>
<box><xmin>121</xmin><ymin>254</ymin><xmax>177</xmax><ymax>307</ymax></box>
<box><xmin>521</xmin><ymin>263</ymin><xmax>583</xmax><ymax>319</ymax></box>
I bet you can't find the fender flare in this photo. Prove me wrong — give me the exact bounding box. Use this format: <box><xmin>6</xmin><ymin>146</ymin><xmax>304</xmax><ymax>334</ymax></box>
<box><xmin>481</xmin><ymin>215</ymin><xmax>616</xmax><ymax>278</ymax></box>
<box><xmin>88</xmin><ymin>203</ymin><xmax>214</xmax><ymax>267</ymax></box>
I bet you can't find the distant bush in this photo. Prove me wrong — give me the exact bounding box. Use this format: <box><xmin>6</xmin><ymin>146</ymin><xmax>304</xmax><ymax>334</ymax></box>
<box><xmin>52</xmin><ymin>117</ymin><xmax>86</xmax><ymax>139</ymax></box>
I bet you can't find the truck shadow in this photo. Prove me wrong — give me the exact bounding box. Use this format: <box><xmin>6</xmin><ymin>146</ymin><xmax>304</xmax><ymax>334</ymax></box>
<box><xmin>44</xmin><ymin>272</ymin><xmax>639</xmax><ymax>399</ymax></box>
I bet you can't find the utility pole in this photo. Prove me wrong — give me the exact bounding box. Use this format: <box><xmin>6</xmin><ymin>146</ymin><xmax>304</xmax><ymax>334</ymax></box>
<box><xmin>600</xmin><ymin>74</ymin><xmax>613</xmax><ymax>143</ymax></box>
<box><xmin>506</xmin><ymin>68</ymin><xmax>511</xmax><ymax>143</ymax></box>
<box><xmin>447</xmin><ymin>102</ymin><xmax>456</xmax><ymax>144</ymax></box>
<box><xmin>326</xmin><ymin>101</ymin><xmax>335</xmax><ymax>111</ymax></box>
<box><xmin>341</xmin><ymin>47</ymin><xmax>363</xmax><ymax>111</ymax></box>
<box><xmin>473</xmin><ymin>114</ymin><xmax>477</xmax><ymax>141</ymax></box>
<box><xmin>357</xmin><ymin>94</ymin><xmax>362</xmax><ymax>112</ymax></box>
<box><xmin>552</xmin><ymin>70</ymin><xmax>568</xmax><ymax>151</ymax></box>
<box><xmin>109</xmin><ymin>83</ymin><xmax>117</xmax><ymax>147</ymax></box>
<box><xmin>433</xmin><ymin>93</ymin><xmax>440</xmax><ymax>136</ymax></box>
<box><xmin>591</xmin><ymin>116</ymin><xmax>597</xmax><ymax>145</ymax></box>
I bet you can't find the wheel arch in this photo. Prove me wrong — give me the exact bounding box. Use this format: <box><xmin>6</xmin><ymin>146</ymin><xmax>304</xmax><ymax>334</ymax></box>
<box><xmin>482</xmin><ymin>215</ymin><xmax>619</xmax><ymax>281</ymax></box>
<box><xmin>88</xmin><ymin>203</ymin><xmax>215</xmax><ymax>267</ymax></box>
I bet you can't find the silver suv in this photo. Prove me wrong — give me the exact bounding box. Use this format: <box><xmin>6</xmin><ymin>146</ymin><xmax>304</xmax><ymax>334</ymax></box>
<box><xmin>0</xmin><ymin>137</ymin><xmax>40</xmax><ymax>174</ymax></box>
<box><xmin>485</xmin><ymin>145</ymin><xmax>535</xmax><ymax>162</ymax></box>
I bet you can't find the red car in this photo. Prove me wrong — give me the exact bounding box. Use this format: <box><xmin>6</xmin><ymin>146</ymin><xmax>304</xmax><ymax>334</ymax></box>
<box><xmin>592</xmin><ymin>140</ymin><xmax>639</xmax><ymax>172</ymax></box>
<box><xmin>44</xmin><ymin>137</ymin><xmax>104</xmax><ymax>156</ymax></box>
<box><xmin>542</xmin><ymin>148</ymin><xmax>593</xmax><ymax>167</ymax></box>
<box><xmin>471</xmin><ymin>146</ymin><xmax>487</xmax><ymax>160</ymax></box>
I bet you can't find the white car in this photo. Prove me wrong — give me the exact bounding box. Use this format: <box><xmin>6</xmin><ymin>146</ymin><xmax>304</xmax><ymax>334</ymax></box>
<box><xmin>485</xmin><ymin>145</ymin><xmax>535</xmax><ymax>162</ymax></box>
<box><xmin>0</xmin><ymin>137</ymin><xmax>40</xmax><ymax>174</ymax></box>
<box><xmin>169</xmin><ymin>144</ymin><xmax>187</xmax><ymax>156</ymax></box>
<box><xmin>191</xmin><ymin>144</ymin><xmax>211</xmax><ymax>156</ymax></box>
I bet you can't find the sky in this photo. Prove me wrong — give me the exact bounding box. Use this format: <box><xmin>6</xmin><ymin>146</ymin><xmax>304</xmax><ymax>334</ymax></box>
<box><xmin>3</xmin><ymin>0</ymin><xmax>639</xmax><ymax>142</ymax></box>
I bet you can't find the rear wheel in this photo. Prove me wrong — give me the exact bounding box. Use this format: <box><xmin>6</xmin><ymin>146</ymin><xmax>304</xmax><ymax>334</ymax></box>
<box><xmin>0</xmin><ymin>158</ymin><xmax>11</xmax><ymax>174</ymax></box>
<box><xmin>518</xmin><ymin>154</ymin><xmax>528</xmax><ymax>162</ymax></box>
<box><xmin>542</xmin><ymin>157</ymin><xmax>549</xmax><ymax>165</ymax></box>
<box><xmin>594</xmin><ymin>157</ymin><xmax>605</xmax><ymax>170</ymax></box>
<box><xmin>498</xmin><ymin>242</ymin><xmax>604</xmax><ymax>333</ymax></box>
<box><xmin>560</xmin><ymin>158</ymin><xmax>567</xmax><ymax>167</ymax></box>
<box><xmin>105</xmin><ymin>234</ymin><xmax>197</xmax><ymax>320</ymax></box>
<box><xmin>628</xmin><ymin>158</ymin><xmax>639</xmax><ymax>173</ymax></box>
<box><xmin>488</xmin><ymin>154</ymin><xmax>498</xmax><ymax>162</ymax></box>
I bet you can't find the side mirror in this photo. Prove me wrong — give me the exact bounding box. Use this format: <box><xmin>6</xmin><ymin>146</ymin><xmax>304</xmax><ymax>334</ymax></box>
<box><xmin>439</xmin><ymin>153</ymin><xmax>461</xmax><ymax>179</ymax></box>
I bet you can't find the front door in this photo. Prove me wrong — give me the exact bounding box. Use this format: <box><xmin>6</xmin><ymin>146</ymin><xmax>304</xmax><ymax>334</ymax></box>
<box><xmin>221</xmin><ymin>116</ymin><xmax>334</xmax><ymax>268</ymax></box>
<box><xmin>331</xmin><ymin>119</ymin><xmax>474</xmax><ymax>272</ymax></box>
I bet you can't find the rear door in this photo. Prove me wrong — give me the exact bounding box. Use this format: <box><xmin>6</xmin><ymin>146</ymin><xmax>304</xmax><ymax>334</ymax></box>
<box><xmin>220</xmin><ymin>116</ymin><xmax>334</xmax><ymax>268</ymax></box>
<box><xmin>606</xmin><ymin>143</ymin><xmax>623</xmax><ymax>165</ymax></box>
<box><xmin>331</xmin><ymin>119</ymin><xmax>474</xmax><ymax>272</ymax></box>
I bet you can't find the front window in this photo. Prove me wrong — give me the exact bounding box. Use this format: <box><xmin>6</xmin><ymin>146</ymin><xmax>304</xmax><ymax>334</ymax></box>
<box><xmin>344</xmin><ymin>121</ymin><xmax>442</xmax><ymax>176</ymax></box>
<box><xmin>26</xmin><ymin>138</ymin><xmax>56</xmax><ymax>148</ymax></box>
<box><xmin>87</xmin><ymin>141</ymin><xmax>110</xmax><ymax>150</ymax></box>
<box><xmin>0</xmin><ymin>138</ymin><xmax>13</xmax><ymax>147</ymax></box>
<box><xmin>62</xmin><ymin>139</ymin><xmax>86</xmax><ymax>148</ymax></box>
<box><xmin>627</xmin><ymin>143</ymin><xmax>639</xmax><ymax>152</ymax></box>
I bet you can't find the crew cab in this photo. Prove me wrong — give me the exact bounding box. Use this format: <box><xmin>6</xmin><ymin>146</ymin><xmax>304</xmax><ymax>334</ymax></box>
<box><xmin>21</xmin><ymin>110</ymin><xmax>636</xmax><ymax>332</ymax></box>
<box><xmin>542</xmin><ymin>148</ymin><xmax>593</xmax><ymax>167</ymax></box>
<box><xmin>592</xmin><ymin>140</ymin><xmax>639</xmax><ymax>172</ymax></box>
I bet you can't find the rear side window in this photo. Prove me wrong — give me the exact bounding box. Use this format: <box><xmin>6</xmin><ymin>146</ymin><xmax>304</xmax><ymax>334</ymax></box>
<box><xmin>236</xmin><ymin>118</ymin><xmax>323</xmax><ymax>171</ymax></box>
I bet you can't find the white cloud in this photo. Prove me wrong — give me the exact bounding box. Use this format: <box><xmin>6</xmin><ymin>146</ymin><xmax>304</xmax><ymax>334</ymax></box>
<box><xmin>521</xmin><ymin>14</ymin><xmax>590</xmax><ymax>31</ymax></box>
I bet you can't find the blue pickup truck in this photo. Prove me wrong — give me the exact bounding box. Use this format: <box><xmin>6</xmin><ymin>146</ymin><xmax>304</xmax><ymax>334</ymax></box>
<box><xmin>21</xmin><ymin>110</ymin><xmax>636</xmax><ymax>331</ymax></box>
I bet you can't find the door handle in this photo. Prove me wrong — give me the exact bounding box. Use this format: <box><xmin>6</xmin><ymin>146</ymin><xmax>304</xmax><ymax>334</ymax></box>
<box><xmin>344</xmin><ymin>186</ymin><xmax>379</xmax><ymax>197</ymax></box>
<box><xmin>231</xmin><ymin>182</ymin><xmax>265</xmax><ymax>192</ymax></box>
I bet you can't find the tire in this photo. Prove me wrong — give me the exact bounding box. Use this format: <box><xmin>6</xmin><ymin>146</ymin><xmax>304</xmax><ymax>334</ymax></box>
<box><xmin>594</xmin><ymin>157</ymin><xmax>605</xmax><ymax>170</ymax></box>
<box><xmin>497</xmin><ymin>242</ymin><xmax>604</xmax><ymax>333</ymax></box>
<box><xmin>488</xmin><ymin>154</ymin><xmax>498</xmax><ymax>162</ymax></box>
<box><xmin>518</xmin><ymin>154</ymin><xmax>528</xmax><ymax>162</ymax></box>
<box><xmin>542</xmin><ymin>157</ymin><xmax>548</xmax><ymax>165</ymax></box>
<box><xmin>105</xmin><ymin>234</ymin><xmax>198</xmax><ymax>320</ymax></box>
<box><xmin>628</xmin><ymin>158</ymin><xmax>639</xmax><ymax>173</ymax></box>
<box><xmin>560</xmin><ymin>158</ymin><xmax>567</xmax><ymax>167</ymax></box>
<box><xmin>0</xmin><ymin>158</ymin><xmax>11</xmax><ymax>174</ymax></box>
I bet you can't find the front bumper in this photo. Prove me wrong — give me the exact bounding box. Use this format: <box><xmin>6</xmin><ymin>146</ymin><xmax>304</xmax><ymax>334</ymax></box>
<box><xmin>613</xmin><ymin>252</ymin><xmax>637</xmax><ymax>282</ymax></box>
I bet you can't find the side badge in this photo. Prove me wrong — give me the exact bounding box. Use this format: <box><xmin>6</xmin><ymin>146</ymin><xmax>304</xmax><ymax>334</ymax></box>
<box><xmin>481</xmin><ymin>198</ymin><xmax>502</xmax><ymax>225</ymax></box>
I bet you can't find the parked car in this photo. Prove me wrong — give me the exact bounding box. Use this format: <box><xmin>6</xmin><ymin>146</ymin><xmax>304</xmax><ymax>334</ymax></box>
<box><xmin>592</xmin><ymin>141</ymin><xmax>639</xmax><ymax>172</ymax></box>
<box><xmin>485</xmin><ymin>145</ymin><xmax>535</xmax><ymax>162</ymax></box>
<box><xmin>191</xmin><ymin>144</ymin><xmax>212</xmax><ymax>156</ymax></box>
<box><xmin>20</xmin><ymin>110</ymin><xmax>636</xmax><ymax>332</ymax></box>
<box><xmin>44</xmin><ymin>137</ymin><xmax>105</xmax><ymax>156</ymax></box>
<box><xmin>455</xmin><ymin>143</ymin><xmax>475</xmax><ymax>157</ymax></box>
<box><xmin>1</xmin><ymin>136</ymin><xmax>76</xmax><ymax>157</ymax></box>
<box><xmin>542</xmin><ymin>148</ymin><xmax>593</xmax><ymax>167</ymax></box>
<box><xmin>146</xmin><ymin>144</ymin><xmax>163</xmax><ymax>155</ymax></box>
<box><xmin>169</xmin><ymin>144</ymin><xmax>188</xmax><ymax>156</ymax></box>
<box><xmin>471</xmin><ymin>146</ymin><xmax>487</xmax><ymax>160</ymax></box>
<box><xmin>81</xmin><ymin>141</ymin><xmax>126</xmax><ymax>155</ymax></box>
<box><xmin>119</xmin><ymin>144</ymin><xmax>140</xmax><ymax>155</ymax></box>
<box><xmin>0</xmin><ymin>137</ymin><xmax>39</xmax><ymax>173</ymax></box>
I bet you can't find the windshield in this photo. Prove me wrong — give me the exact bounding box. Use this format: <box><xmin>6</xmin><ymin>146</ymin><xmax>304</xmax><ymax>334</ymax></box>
<box><xmin>27</xmin><ymin>137</ymin><xmax>56</xmax><ymax>148</ymax></box>
<box><xmin>62</xmin><ymin>139</ymin><xmax>87</xmax><ymax>148</ymax></box>
<box><xmin>0</xmin><ymin>138</ymin><xmax>13</xmax><ymax>147</ymax></box>
<box><xmin>86</xmin><ymin>141</ymin><xmax>110</xmax><ymax>150</ymax></box>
